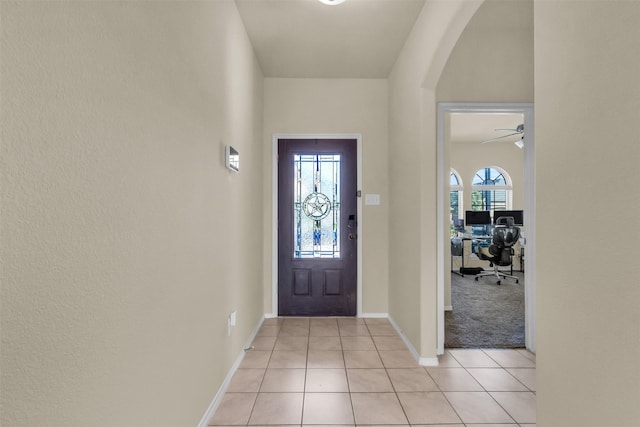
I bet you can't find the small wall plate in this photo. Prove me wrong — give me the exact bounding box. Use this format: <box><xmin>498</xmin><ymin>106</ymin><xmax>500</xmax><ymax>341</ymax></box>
<box><xmin>225</xmin><ymin>145</ymin><xmax>239</xmax><ymax>172</ymax></box>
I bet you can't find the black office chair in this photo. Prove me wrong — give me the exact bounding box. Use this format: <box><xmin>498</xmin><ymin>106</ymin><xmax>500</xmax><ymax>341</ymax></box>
<box><xmin>475</xmin><ymin>216</ymin><xmax>520</xmax><ymax>285</ymax></box>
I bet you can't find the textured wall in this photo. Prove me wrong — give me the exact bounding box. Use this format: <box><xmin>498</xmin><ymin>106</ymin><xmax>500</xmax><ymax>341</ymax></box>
<box><xmin>436</xmin><ymin>0</ymin><xmax>534</xmax><ymax>103</ymax></box>
<box><xmin>388</xmin><ymin>0</ymin><xmax>482</xmax><ymax>358</ymax></box>
<box><xmin>535</xmin><ymin>1</ymin><xmax>640</xmax><ymax>424</ymax></box>
<box><xmin>1</xmin><ymin>1</ymin><xmax>264</xmax><ymax>426</ymax></box>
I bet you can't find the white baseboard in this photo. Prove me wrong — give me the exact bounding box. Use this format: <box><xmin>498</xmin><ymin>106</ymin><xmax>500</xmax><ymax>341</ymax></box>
<box><xmin>387</xmin><ymin>315</ymin><xmax>439</xmax><ymax>367</ymax></box>
<box><xmin>360</xmin><ymin>312</ymin><xmax>388</xmax><ymax>318</ymax></box>
<box><xmin>197</xmin><ymin>315</ymin><xmax>265</xmax><ymax>427</ymax></box>
<box><xmin>444</xmin><ymin>305</ymin><xmax>453</xmax><ymax>311</ymax></box>
<box><xmin>419</xmin><ymin>356</ymin><xmax>440</xmax><ymax>366</ymax></box>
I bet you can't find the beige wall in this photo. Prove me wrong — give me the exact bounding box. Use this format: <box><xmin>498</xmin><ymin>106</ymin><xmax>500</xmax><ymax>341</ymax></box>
<box><xmin>387</xmin><ymin>0</ymin><xmax>531</xmax><ymax>358</ymax></box>
<box><xmin>388</xmin><ymin>0</ymin><xmax>483</xmax><ymax>358</ymax></box>
<box><xmin>436</xmin><ymin>0</ymin><xmax>534</xmax><ymax>103</ymax></box>
<box><xmin>1</xmin><ymin>1</ymin><xmax>264</xmax><ymax>426</ymax></box>
<box><xmin>535</xmin><ymin>1</ymin><xmax>640</xmax><ymax>424</ymax></box>
<box><xmin>262</xmin><ymin>78</ymin><xmax>389</xmax><ymax>315</ymax></box>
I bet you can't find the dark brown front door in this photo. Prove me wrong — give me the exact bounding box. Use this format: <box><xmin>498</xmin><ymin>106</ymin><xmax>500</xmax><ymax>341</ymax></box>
<box><xmin>278</xmin><ymin>139</ymin><xmax>357</xmax><ymax>316</ymax></box>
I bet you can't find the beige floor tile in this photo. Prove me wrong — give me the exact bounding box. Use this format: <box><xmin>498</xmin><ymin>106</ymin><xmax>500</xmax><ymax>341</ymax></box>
<box><xmin>444</xmin><ymin>392</ymin><xmax>514</xmax><ymax>424</ymax></box>
<box><xmin>448</xmin><ymin>349</ymin><xmax>501</xmax><ymax>368</ymax></box>
<box><xmin>361</xmin><ymin>425</ymin><xmax>409</xmax><ymax>427</ymax></box>
<box><xmin>310</xmin><ymin>318</ymin><xmax>338</xmax><ymax>326</ymax></box>
<box><xmin>301</xmin><ymin>425</ymin><xmax>355</xmax><ymax>427</ymax></box>
<box><xmin>463</xmin><ymin>425</ymin><xmax>518</xmax><ymax>426</ymax></box>
<box><xmin>282</xmin><ymin>317</ymin><xmax>310</xmax><ymax>327</ymax></box>
<box><xmin>256</xmin><ymin>325</ymin><xmax>280</xmax><ymax>337</ymax></box>
<box><xmin>337</xmin><ymin>317</ymin><xmax>365</xmax><ymax>325</ymax></box>
<box><xmin>307</xmin><ymin>350</ymin><xmax>345</xmax><ymax>368</ymax></box>
<box><xmin>517</xmin><ymin>349</ymin><xmax>536</xmax><ymax>362</ymax></box>
<box><xmin>490</xmin><ymin>391</ymin><xmax>537</xmax><ymax>424</ymax></box>
<box><xmin>262</xmin><ymin>318</ymin><xmax>284</xmax><ymax>326</ymax></box>
<box><xmin>309</xmin><ymin>335</ymin><xmax>342</xmax><ymax>351</ymax></box>
<box><xmin>411</xmin><ymin>425</ymin><xmax>464</xmax><ymax>427</ymax></box>
<box><xmin>251</xmin><ymin>336</ymin><xmax>277</xmax><ymax>351</ymax></box>
<box><xmin>279</xmin><ymin>324</ymin><xmax>310</xmax><ymax>337</ymax></box>
<box><xmin>268</xmin><ymin>350</ymin><xmax>307</xmax><ymax>368</ymax></box>
<box><xmin>343</xmin><ymin>350</ymin><xmax>384</xmax><ymax>368</ymax></box>
<box><xmin>339</xmin><ymin>324</ymin><xmax>371</xmax><ymax>336</ymax></box>
<box><xmin>372</xmin><ymin>335</ymin><xmax>407</xmax><ymax>350</ymax></box>
<box><xmin>351</xmin><ymin>393</ymin><xmax>408</xmax><ymax>425</ymax></box>
<box><xmin>303</xmin><ymin>393</ymin><xmax>354</xmax><ymax>424</ymax></box>
<box><xmin>241</xmin><ymin>350</ymin><xmax>272</xmax><ymax>369</ymax></box>
<box><xmin>387</xmin><ymin>368</ymin><xmax>439</xmax><ymax>392</ymax></box>
<box><xmin>341</xmin><ymin>335</ymin><xmax>375</xmax><ymax>351</ymax></box>
<box><xmin>378</xmin><ymin>350</ymin><xmax>419</xmax><ymax>368</ymax></box>
<box><xmin>305</xmin><ymin>368</ymin><xmax>349</xmax><ymax>392</ymax></box>
<box><xmin>248</xmin><ymin>393</ymin><xmax>304</xmax><ymax>425</ymax></box>
<box><xmin>483</xmin><ymin>349</ymin><xmax>536</xmax><ymax>368</ymax></box>
<box><xmin>397</xmin><ymin>391</ymin><xmax>462</xmax><ymax>424</ymax></box>
<box><xmin>212</xmin><ymin>318</ymin><xmax>535</xmax><ymax>427</ymax></box>
<box><xmin>507</xmin><ymin>368</ymin><xmax>536</xmax><ymax>391</ymax></box>
<box><xmin>226</xmin><ymin>369</ymin><xmax>265</xmax><ymax>392</ymax></box>
<box><xmin>426</xmin><ymin>368</ymin><xmax>484</xmax><ymax>391</ymax></box>
<box><xmin>410</xmin><ymin>425</ymin><xmax>464</xmax><ymax>427</ymax></box>
<box><xmin>347</xmin><ymin>369</ymin><xmax>394</xmax><ymax>392</ymax></box>
<box><xmin>260</xmin><ymin>368</ymin><xmax>306</xmax><ymax>392</ymax></box>
<box><xmin>467</xmin><ymin>368</ymin><xmax>529</xmax><ymax>391</ymax></box>
<box><xmin>274</xmin><ymin>336</ymin><xmax>308</xmax><ymax>351</ymax></box>
<box><xmin>367</xmin><ymin>324</ymin><xmax>397</xmax><ymax>336</ymax></box>
<box><xmin>437</xmin><ymin>350</ymin><xmax>462</xmax><ymax>367</ymax></box>
<box><xmin>208</xmin><ymin>393</ymin><xmax>257</xmax><ymax>425</ymax></box>
<box><xmin>310</xmin><ymin>324</ymin><xmax>340</xmax><ymax>336</ymax></box>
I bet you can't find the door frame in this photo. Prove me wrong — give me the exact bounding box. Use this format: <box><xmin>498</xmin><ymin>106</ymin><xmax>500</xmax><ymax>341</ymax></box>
<box><xmin>271</xmin><ymin>134</ymin><xmax>363</xmax><ymax>317</ymax></box>
<box><xmin>436</xmin><ymin>103</ymin><xmax>536</xmax><ymax>354</ymax></box>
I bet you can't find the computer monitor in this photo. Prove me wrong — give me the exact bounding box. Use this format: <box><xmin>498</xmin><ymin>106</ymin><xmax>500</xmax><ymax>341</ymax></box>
<box><xmin>493</xmin><ymin>210</ymin><xmax>524</xmax><ymax>226</ymax></box>
<box><xmin>465</xmin><ymin>210</ymin><xmax>491</xmax><ymax>226</ymax></box>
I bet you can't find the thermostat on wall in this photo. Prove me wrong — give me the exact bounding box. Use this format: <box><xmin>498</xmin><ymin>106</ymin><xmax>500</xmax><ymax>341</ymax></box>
<box><xmin>225</xmin><ymin>145</ymin><xmax>239</xmax><ymax>172</ymax></box>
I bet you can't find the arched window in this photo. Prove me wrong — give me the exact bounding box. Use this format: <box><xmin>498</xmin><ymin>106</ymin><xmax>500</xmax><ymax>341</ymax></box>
<box><xmin>471</xmin><ymin>167</ymin><xmax>512</xmax><ymax>216</ymax></box>
<box><xmin>450</xmin><ymin>169</ymin><xmax>463</xmax><ymax>237</ymax></box>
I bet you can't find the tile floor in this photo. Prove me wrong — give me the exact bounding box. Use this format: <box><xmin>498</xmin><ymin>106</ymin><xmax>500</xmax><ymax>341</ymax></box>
<box><xmin>208</xmin><ymin>317</ymin><xmax>536</xmax><ymax>427</ymax></box>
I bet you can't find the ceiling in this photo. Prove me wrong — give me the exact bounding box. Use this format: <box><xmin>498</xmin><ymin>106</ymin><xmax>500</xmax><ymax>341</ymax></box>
<box><xmin>450</xmin><ymin>113</ymin><xmax>524</xmax><ymax>145</ymax></box>
<box><xmin>235</xmin><ymin>0</ymin><xmax>529</xmax><ymax>145</ymax></box>
<box><xmin>234</xmin><ymin>0</ymin><xmax>426</xmax><ymax>78</ymax></box>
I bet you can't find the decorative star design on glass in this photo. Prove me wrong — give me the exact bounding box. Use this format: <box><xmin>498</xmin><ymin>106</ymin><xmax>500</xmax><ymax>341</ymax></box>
<box><xmin>303</xmin><ymin>192</ymin><xmax>332</xmax><ymax>220</ymax></box>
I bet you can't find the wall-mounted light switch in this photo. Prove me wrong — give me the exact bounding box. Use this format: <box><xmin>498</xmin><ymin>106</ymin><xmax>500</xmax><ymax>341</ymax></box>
<box><xmin>365</xmin><ymin>194</ymin><xmax>381</xmax><ymax>205</ymax></box>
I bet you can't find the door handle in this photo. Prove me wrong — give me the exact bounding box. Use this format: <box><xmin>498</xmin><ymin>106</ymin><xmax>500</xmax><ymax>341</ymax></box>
<box><xmin>348</xmin><ymin>214</ymin><xmax>357</xmax><ymax>240</ymax></box>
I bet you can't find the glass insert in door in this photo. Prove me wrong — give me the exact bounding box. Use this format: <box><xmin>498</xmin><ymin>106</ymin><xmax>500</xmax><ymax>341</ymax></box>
<box><xmin>293</xmin><ymin>154</ymin><xmax>341</xmax><ymax>258</ymax></box>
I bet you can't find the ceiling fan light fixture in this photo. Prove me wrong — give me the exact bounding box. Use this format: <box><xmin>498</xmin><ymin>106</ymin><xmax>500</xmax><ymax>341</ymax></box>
<box><xmin>318</xmin><ymin>0</ymin><xmax>346</xmax><ymax>5</ymax></box>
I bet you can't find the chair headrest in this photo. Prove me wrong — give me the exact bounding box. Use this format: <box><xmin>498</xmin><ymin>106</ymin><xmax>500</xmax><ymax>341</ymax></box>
<box><xmin>496</xmin><ymin>216</ymin><xmax>515</xmax><ymax>226</ymax></box>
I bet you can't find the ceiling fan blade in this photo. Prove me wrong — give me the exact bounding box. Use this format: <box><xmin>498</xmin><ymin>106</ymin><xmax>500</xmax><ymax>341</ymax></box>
<box><xmin>480</xmin><ymin>131</ymin><xmax>521</xmax><ymax>144</ymax></box>
<box><xmin>494</xmin><ymin>124</ymin><xmax>524</xmax><ymax>133</ymax></box>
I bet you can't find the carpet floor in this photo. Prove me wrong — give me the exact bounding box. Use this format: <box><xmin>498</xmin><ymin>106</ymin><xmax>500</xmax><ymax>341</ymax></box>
<box><xmin>445</xmin><ymin>269</ymin><xmax>525</xmax><ymax>348</ymax></box>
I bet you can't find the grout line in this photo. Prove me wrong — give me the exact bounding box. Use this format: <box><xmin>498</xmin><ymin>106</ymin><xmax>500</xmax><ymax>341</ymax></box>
<box><xmin>337</xmin><ymin>318</ymin><xmax>358</xmax><ymax>425</ymax></box>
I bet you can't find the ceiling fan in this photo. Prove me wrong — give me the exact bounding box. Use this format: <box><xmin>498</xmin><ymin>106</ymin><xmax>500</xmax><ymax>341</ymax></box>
<box><xmin>481</xmin><ymin>123</ymin><xmax>525</xmax><ymax>148</ymax></box>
